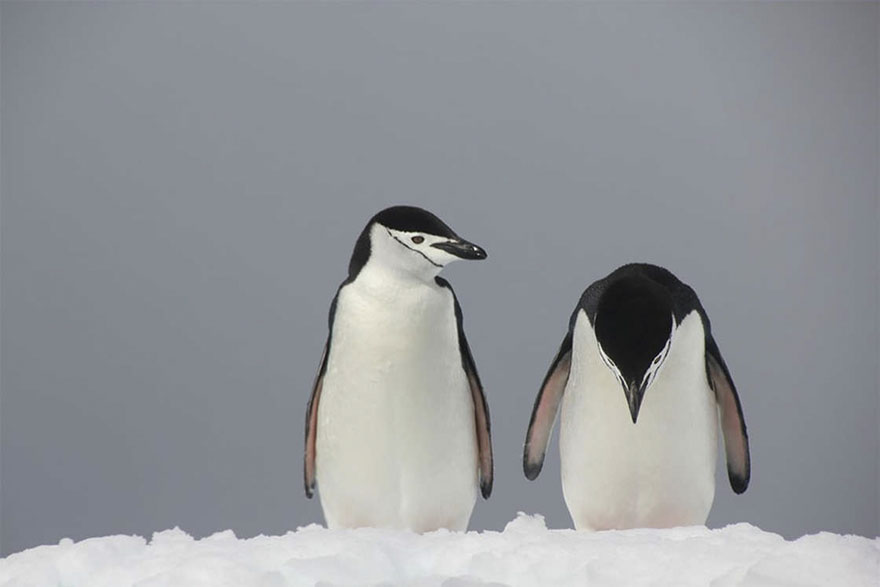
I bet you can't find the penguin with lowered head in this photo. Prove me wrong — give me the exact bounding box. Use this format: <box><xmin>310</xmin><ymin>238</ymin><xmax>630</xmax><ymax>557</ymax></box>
<box><xmin>524</xmin><ymin>263</ymin><xmax>749</xmax><ymax>530</ymax></box>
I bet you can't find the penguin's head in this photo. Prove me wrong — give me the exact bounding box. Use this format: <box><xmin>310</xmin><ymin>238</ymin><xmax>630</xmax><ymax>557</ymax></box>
<box><xmin>593</xmin><ymin>275</ymin><xmax>675</xmax><ymax>423</ymax></box>
<box><xmin>349</xmin><ymin>206</ymin><xmax>487</xmax><ymax>280</ymax></box>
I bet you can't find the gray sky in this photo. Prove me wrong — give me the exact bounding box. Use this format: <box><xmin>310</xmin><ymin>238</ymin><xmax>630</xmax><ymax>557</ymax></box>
<box><xmin>1</xmin><ymin>1</ymin><xmax>877</xmax><ymax>555</ymax></box>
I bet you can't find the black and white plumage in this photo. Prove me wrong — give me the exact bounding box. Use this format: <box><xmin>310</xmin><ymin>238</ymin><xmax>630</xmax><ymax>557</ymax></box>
<box><xmin>304</xmin><ymin>206</ymin><xmax>492</xmax><ymax>532</ymax></box>
<box><xmin>523</xmin><ymin>263</ymin><xmax>750</xmax><ymax>530</ymax></box>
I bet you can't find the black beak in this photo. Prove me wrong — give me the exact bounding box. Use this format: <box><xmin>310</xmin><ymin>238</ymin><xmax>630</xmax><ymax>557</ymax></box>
<box><xmin>431</xmin><ymin>239</ymin><xmax>487</xmax><ymax>260</ymax></box>
<box><xmin>624</xmin><ymin>380</ymin><xmax>647</xmax><ymax>424</ymax></box>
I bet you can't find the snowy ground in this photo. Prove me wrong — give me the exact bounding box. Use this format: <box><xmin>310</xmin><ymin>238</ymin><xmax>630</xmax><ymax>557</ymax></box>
<box><xmin>1</xmin><ymin>514</ymin><xmax>877</xmax><ymax>587</ymax></box>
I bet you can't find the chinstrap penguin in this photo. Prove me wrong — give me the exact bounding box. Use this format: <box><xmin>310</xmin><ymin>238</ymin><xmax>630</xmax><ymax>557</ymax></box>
<box><xmin>523</xmin><ymin>263</ymin><xmax>750</xmax><ymax>530</ymax></box>
<box><xmin>304</xmin><ymin>205</ymin><xmax>492</xmax><ymax>532</ymax></box>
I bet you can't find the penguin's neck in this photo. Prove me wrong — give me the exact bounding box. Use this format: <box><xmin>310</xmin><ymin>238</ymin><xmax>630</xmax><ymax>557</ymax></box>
<box><xmin>353</xmin><ymin>259</ymin><xmax>442</xmax><ymax>302</ymax></box>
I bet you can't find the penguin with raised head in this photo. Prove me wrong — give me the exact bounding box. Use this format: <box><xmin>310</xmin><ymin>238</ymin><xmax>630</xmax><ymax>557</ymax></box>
<box><xmin>304</xmin><ymin>206</ymin><xmax>492</xmax><ymax>532</ymax></box>
<box><xmin>523</xmin><ymin>263</ymin><xmax>749</xmax><ymax>530</ymax></box>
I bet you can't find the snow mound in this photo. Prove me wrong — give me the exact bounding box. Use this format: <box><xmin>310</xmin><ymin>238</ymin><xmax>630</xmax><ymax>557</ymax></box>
<box><xmin>2</xmin><ymin>513</ymin><xmax>877</xmax><ymax>587</ymax></box>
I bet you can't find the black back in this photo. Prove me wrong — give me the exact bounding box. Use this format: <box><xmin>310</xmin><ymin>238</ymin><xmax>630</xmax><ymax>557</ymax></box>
<box><xmin>594</xmin><ymin>276</ymin><xmax>674</xmax><ymax>385</ymax></box>
<box><xmin>577</xmin><ymin>264</ymin><xmax>706</xmax><ymax>327</ymax></box>
<box><xmin>347</xmin><ymin>206</ymin><xmax>461</xmax><ymax>280</ymax></box>
<box><xmin>574</xmin><ymin>264</ymin><xmax>709</xmax><ymax>384</ymax></box>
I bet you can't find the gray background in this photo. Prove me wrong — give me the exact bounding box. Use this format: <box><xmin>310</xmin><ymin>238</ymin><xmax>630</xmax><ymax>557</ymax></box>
<box><xmin>1</xmin><ymin>1</ymin><xmax>877</xmax><ymax>556</ymax></box>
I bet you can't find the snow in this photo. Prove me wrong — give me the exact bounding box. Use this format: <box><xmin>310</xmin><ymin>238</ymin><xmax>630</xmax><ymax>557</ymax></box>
<box><xmin>1</xmin><ymin>514</ymin><xmax>877</xmax><ymax>587</ymax></box>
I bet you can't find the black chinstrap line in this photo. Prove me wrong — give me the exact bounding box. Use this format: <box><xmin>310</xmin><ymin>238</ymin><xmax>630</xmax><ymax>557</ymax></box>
<box><xmin>386</xmin><ymin>229</ymin><xmax>443</xmax><ymax>268</ymax></box>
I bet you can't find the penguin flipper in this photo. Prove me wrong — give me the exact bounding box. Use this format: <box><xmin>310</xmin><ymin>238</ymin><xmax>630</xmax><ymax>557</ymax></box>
<box><xmin>304</xmin><ymin>340</ymin><xmax>329</xmax><ymax>499</ymax></box>
<box><xmin>523</xmin><ymin>332</ymin><xmax>572</xmax><ymax>480</ymax></box>
<box><xmin>436</xmin><ymin>277</ymin><xmax>493</xmax><ymax>499</ymax></box>
<box><xmin>706</xmin><ymin>337</ymin><xmax>750</xmax><ymax>494</ymax></box>
<box><xmin>463</xmin><ymin>336</ymin><xmax>493</xmax><ymax>500</ymax></box>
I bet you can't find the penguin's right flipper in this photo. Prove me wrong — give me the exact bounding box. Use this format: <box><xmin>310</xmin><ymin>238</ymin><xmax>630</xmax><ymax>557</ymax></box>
<box><xmin>303</xmin><ymin>340</ymin><xmax>329</xmax><ymax>499</ymax></box>
<box><xmin>523</xmin><ymin>332</ymin><xmax>573</xmax><ymax>480</ymax></box>
<box><xmin>706</xmin><ymin>336</ymin><xmax>750</xmax><ymax>494</ymax></box>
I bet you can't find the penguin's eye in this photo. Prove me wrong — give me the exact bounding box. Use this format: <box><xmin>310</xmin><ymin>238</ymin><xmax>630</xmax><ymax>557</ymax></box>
<box><xmin>411</xmin><ymin>236</ymin><xmax>424</xmax><ymax>244</ymax></box>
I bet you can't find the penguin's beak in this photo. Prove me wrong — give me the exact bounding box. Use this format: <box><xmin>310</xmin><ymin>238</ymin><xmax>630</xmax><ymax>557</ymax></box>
<box><xmin>624</xmin><ymin>379</ymin><xmax>647</xmax><ymax>424</ymax></box>
<box><xmin>431</xmin><ymin>238</ymin><xmax>487</xmax><ymax>260</ymax></box>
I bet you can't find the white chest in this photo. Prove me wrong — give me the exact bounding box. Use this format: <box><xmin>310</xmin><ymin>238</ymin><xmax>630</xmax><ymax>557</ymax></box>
<box><xmin>314</xmin><ymin>271</ymin><xmax>477</xmax><ymax>530</ymax></box>
<box><xmin>327</xmin><ymin>275</ymin><xmax>462</xmax><ymax>387</ymax></box>
<box><xmin>559</xmin><ymin>311</ymin><xmax>719</xmax><ymax>529</ymax></box>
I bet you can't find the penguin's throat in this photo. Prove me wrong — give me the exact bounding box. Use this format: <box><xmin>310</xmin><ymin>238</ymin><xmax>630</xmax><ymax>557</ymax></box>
<box><xmin>357</xmin><ymin>260</ymin><xmax>443</xmax><ymax>294</ymax></box>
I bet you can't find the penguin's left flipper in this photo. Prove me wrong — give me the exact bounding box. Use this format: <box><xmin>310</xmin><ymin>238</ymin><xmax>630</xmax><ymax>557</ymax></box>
<box><xmin>523</xmin><ymin>332</ymin><xmax>572</xmax><ymax>480</ymax></box>
<box><xmin>437</xmin><ymin>277</ymin><xmax>494</xmax><ymax>499</ymax></box>
<box><xmin>706</xmin><ymin>336</ymin><xmax>751</xmax><ymax>494</ymax></box>
<box><xmin>304</xmin><ymin>340</ymin><xmax>328</xmax><ymax>499</ymax></box>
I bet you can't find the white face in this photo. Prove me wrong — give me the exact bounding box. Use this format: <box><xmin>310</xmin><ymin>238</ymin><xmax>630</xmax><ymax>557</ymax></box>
<box><xmin>597</xmin><ymin>342</ymin><xmax>628</xmax><ymax>391</ymax></box>
<box><xmin>596</xmin><ymin>316</ymin><xmax>676</xmax><ymax>392</ymax></box>
<box><xmin>367</xmin><ymin>223</ymin><xmax>476</xmax><ymax>278</ymax></box>
<box><xmin>637</xmin><ymin>320</ymin><xmax>675</xmax><ymax>391</ymax></box>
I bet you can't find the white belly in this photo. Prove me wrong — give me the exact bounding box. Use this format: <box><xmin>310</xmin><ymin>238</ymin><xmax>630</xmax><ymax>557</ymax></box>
<box><xmin>315</xmin><ymin>277</ymin><xmax>477</xmax><ymax>531</ymax></box>
<box><xmin>560</xmin><ymin>311</ymin><xmax>718</xmax><ymax>530</ymax></box>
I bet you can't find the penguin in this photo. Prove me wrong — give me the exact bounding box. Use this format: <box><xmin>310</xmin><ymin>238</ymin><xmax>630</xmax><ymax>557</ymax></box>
<box><xmin>303</xmin><ymin>205</ymin><xmax>492</xmax><ymax>532</ymax></box>
<box><xmin>523</xmin><ymin>263</ymin><xmax>749</xmax><ymax>530</ymax></box>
